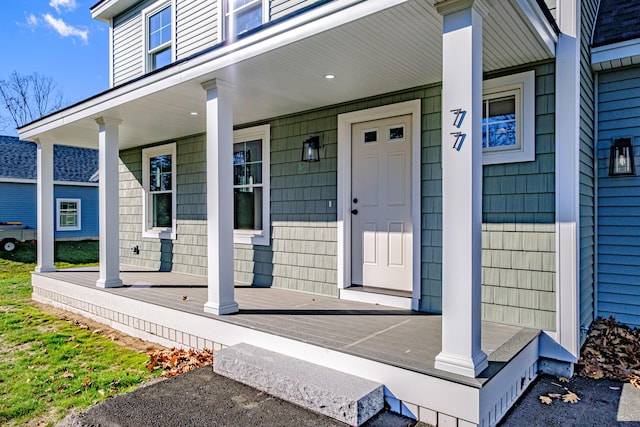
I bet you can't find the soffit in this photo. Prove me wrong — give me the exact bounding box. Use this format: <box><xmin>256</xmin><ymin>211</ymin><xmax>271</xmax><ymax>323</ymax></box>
<box><xmin>23</xmin><ymin>0</ymin><xmax>555</xmax><ymax>150</ymax></box>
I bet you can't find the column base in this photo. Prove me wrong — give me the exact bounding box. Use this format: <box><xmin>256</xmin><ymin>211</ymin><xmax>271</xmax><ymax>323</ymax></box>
<box><xmin>434</xmin><ymin>350</ymin><xmax>489</xmax><ymax>378</ymax></box>
<box><xmin>35</xmin><ymin>265</ymin><xmax>56</xmax><ymax>273</ymax></box>
<box><xmin>204</xmin><ymin>300</ymin><xmax>239</xmax><ymax>315</ymax></box>
<box><xmin>96</xmin><ymin>278</ymin><xmax>123</xmax><ymax>288</ymax></box>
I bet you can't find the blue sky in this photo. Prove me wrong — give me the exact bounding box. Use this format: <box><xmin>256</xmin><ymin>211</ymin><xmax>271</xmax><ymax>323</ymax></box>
<box><xmin>0</xmin><ymin>0</ymin><xmax>109</xmax><ymax>136</ymax></box>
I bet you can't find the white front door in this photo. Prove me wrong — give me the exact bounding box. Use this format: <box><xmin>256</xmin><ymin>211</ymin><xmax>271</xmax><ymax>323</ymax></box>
<box><xmin>351</xmin><ymin>115</ymin><xmax>412</xmax><ymax>291</ymax></box>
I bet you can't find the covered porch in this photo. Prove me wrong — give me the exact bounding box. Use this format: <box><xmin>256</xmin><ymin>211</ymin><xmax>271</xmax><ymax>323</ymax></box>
<box><xmin>32</xmin><ymin>267</ymin><xmax>540</xmax><ymax>425</ymax></box>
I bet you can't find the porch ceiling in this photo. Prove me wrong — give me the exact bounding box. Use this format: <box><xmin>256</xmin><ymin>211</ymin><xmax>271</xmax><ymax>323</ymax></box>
<box><xmin>20</xmin><ymin>0</ymin><xmax>555</xmax><ymax>150</ymax></box>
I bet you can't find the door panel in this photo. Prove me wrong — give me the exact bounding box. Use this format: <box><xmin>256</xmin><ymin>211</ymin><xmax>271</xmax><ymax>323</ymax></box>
<box><xmin>351</xmin><ymin>115</ymin><xmax>412</xmax><ymax>291</ymax></box>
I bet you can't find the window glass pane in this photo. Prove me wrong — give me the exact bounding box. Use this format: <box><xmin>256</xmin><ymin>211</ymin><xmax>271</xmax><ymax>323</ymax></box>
<box><xmin>150</xmin><ymin>155</ymin><xmax>172</xmax><ymax>191</ymax></box>
<box><xmin>232</xmin><ymin>6</ymin><xmax>262</xmax><ymax>36</ymax></box>
<box><xmin>234</xmin><ymin>187</ymin><xmax>262</xmax><ymax>230</ymax></box>
<box><xmin>230</xmin><ymin>0</ymin><xmax>256</xmax><ymax>10</ymax></box>
<box><xmin>244</xmin><ymin>139</ymin><xmax>262</xmax><ymax>162</ymax></box>
<box><xmin>364</xmin><ymin>130</ymin><xmax>377</xmax><ymax>143</ymax></box>
<box><xmin>149</xmin><ymin>6</ymin><xmax>171</xmax><ymax>49</ymax></box>
<box><xmin>487</xmin><ymin>96</ymin><xmax>515</xmax><ymax>124</ymax></box>
<box><xmin>482</xmin><ymin>95</ymin><xmax>517</xmax><ymax>149</ymax></box>
<box><xmin>152</xmin><ymin>47</ymin><xmax>172</xmax><ymax>70</ymax></box>
<box><xmin>153</xmin><ymin>193</ymin><xmax>172</xmax><ymax>228</ymax></box>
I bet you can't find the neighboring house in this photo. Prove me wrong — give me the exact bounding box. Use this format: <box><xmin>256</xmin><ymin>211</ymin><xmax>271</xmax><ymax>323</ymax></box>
<box><xmin>16</xmin><ymin>0</ymin><xmax>627</xmax><ymax>425</ymax></box>
<box><xmin>592</xmin><ymin>0</ymin><xmax>640</xmax><ymax>329</ymax></box>
<box><xmin>0</xmin><ymin>136</ymin><xmax>99</xmax><ymax>241</ymax></box>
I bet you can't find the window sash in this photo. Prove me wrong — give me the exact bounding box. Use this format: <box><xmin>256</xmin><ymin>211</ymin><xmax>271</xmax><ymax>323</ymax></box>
<box><xmin>226</xmin><ymin>0</ymin><xmax>263</xmax><ymax>38</ymax></box>
<box><xmin>142</xmin><ymin>143</ymin><xmax>176</xmax><ymax>239</ymax></box>
<box><xmin>57</xmin><ymin>199</ymin><xmax>80</xmax><ymax>231</ymax></box>
<box><xmin>482</xmin><ymin>88</ymin><xmax>521</xmax><ymax>153</ymax></box>
<box><xmin>233</xmin><ymin>139</ymin><xmax>263</xmax><ymax>231</ymax></box>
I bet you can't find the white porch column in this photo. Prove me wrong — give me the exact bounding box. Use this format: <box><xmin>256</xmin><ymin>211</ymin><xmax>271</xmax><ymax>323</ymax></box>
<box><xmin>35</xmin><ymin>140</ymin><xmax>55</xmax><ymax>273</ymax></box>
<box><xmin>202</xmin><ymin>79</ymin><xmax>238</xmax><ymax>315</ymax></box>
<box><xmin>96</xmin><ymin>118</ymin><xmax>123</xmax><ymax>288</ymax></box>
<box><xmin>551</xmin><ymin>0</ymin><xmax>581</xmax><ymax>361</ymax></box>
<box><xmin>434</xmin><ymin>0</ymin><xmax>488</xmax><ymax>377</ymax></box>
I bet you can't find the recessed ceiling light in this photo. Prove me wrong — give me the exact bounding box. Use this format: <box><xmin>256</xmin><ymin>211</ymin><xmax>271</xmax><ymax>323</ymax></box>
<box><xmin>190</xmin><ymin>112</ymin><xmax>198</xmax><ymax>116</ymax></box>
<box><xmin>324</xmin><ymin>74</ymin><xmax>336</xmax><ymax>79</ymax></box>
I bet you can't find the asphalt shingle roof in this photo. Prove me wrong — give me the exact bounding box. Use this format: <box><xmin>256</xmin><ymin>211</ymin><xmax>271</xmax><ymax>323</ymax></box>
<box><xmin>0</xmin><ymin>135</ymin><xmax>98</xmax><ymax>182</ymax></box>
<box><xmin>593</xmin><ymin>0</ymin><xmax>640</xmax><ymax>48</ymax></box>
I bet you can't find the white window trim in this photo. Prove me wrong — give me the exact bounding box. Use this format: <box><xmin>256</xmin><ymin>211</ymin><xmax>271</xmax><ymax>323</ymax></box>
<box><xmin>482</xmin><ymin>70</ymin><xmax>535</xmax><ymax>165</ymax></box>
<box><xmin>233</xmin><ymin>124</ymin><xmax>270</xmax><ymax>246</ymax></box>
<box><xmin>56</xmin><ymin>198</ymin><xmax>81</xmax><ymax>231</ymax></box>
<box><xmin>220</xmin><ymin>0</ymin><xmax>269</xmax><ymax>42</ymax></box>
<box><xmin>141</xmin><ymin>0</ymin><xmax>176</xmax><ymax>73</ymax></box>
<box><xmin>142</xmin><ymin>142</ymin><xmax>177</xmax><ymax>239</ymax></box>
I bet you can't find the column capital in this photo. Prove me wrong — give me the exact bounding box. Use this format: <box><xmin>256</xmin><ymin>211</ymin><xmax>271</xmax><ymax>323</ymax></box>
<box><xmin>201</xmin><ymin>78</ymin><xmax>233</xmax><ymax>92</ymax></box>
<box><xmin>95</xmin><ymin>117</ymin><xmax>122</xmax><ymax>127</ymax></box>
<box><xmin>435</xmin><ymin>0</ymin><xmax>489</xmax><ymax>17</ymax></box>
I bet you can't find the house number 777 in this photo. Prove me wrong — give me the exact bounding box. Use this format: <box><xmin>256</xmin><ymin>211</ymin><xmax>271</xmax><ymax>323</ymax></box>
<box><xmin>450</xmin><ymin>108</ymin><xmax>466</xmax><ymax>151</ymax></box>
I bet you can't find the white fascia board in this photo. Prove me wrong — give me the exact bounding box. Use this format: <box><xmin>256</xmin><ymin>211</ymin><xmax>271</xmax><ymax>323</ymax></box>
<box><xmin>515</xmin><ymin>0</ymin><xmax>558</xmax><ymax>56</ymax></box>
<box><xmin>91</xmin><ymin>0</ymin><xmax>139</xmax><ymax>23</ymax></box>
<box><xmin>592</xmin><ymin>38</ymin><xmax>640</xmax><ymax>69</ymax></box>
<box><xmin>0</xmin><ymin>177</ymin><xmax>98</xmax><ymax>186</ymax></box>
<box><xmin>53</xmin><ymin>181</ymin><xmax>100</xmax><ymax>187</ymax></box>
<box><xmin>20</xmin><ymin>0</ymin><xmax>408</xmax><ymax>140</ymax></box>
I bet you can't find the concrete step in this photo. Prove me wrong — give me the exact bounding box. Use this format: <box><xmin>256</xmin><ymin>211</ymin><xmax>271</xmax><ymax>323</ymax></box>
<box><xmin>213</xmin><ymin>343</ymin><xmax>384</xmax><ymax>426</ymax></box>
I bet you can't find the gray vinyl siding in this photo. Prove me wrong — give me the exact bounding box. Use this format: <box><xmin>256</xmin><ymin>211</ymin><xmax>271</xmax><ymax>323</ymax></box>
<box><xmin>112</xmin><ymin>11</ymin><xmax>143</xmax><ymax>86</ymax></box>
<box><xmin>270</xmin><ymin>0</ymin><xmax>318</xmax><ymax>20</ymax></box>
<box><xmin>175</xmin><ymin>0</ymin><xmax>219</xmax><ymax>60</ymax></box>
<box><xmin>480</xmin><ymin>62</ymin><xmax>557</xmax><ymax>330</ymax></box>
<box><xmin>578</xmin><ymin>0</ymin><xmax>598</xmax><ymax>340</ymax></box>
<box><xmin>597</xmin><ymin>66</ymin><xmax>640</xmax><ymax>329</ymax></box>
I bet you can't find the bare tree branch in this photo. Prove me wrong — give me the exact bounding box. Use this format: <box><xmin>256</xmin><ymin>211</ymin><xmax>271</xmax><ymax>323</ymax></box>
<box><xmin>0</xmin><ymin>71</ymin><xmax>65</xmax><ymax>130</ymax></box>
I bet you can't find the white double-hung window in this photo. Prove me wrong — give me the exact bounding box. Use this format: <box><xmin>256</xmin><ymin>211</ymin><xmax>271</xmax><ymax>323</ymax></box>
<box><xmin>144</xmin><ymin>2</ymin><xmax>173</xmax><ymax>71</ymax></box>
<box><xmin>233</xmin><ymin>125</ymin><xmax>270</xmax><ymax>245</ymax></box>
<box><xmin>142</xmin><ymin>143</ymin><xmax>176</xmax><ymax>239</ymax></box>
<box><xmin>226</xmin><ymin>0</ymin><xmax>266</xmax><ymax>40</ymax></box>
<box><xmin>56</xmin><ymin>199</ymin><xmax>81</xmax><ymax>231</ymax></box>
<box><xmin>482</xmin><ymin>70</ymin><xmax>535</xmax><ymax>165</ymax></box>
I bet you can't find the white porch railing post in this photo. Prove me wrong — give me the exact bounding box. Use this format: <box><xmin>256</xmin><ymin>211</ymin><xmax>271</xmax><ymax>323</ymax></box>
<box><xmin>96</xmin><ymin>117</ymin><xmax>123</xmax><ymax>288</ymax></box>
<box><xmin>202</xmin><ymin>79</ymin><xmax>239</xmax><ymax>315</ymax></box>
<box><xmin>35</xmin><ymin>139</ymin><xmax>56</xmax><ymax>273</ymax></box>
<box><xmin>434</xmin><ymin>0</ymin><xmax>489</xmax><ymax>377</ymax></box>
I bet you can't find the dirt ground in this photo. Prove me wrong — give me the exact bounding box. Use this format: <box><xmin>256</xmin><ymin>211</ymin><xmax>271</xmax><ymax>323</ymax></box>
<box><xmin>32</xmin><ymin>302</ymin><xmax>165</xmax><ymax>354</ymax></box>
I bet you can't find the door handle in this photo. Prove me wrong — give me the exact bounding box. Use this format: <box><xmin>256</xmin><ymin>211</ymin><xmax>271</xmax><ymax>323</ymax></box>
<box><xmin>351</xmin><ymin>209</ymin><xmax>358</xmax><ymax>215</ymax></box>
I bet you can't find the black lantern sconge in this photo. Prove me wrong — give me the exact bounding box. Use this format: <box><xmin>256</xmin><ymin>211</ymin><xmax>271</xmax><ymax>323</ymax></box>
<box><xmin>301</xmin><ymin>135</ymin><xmax>322</xmax><ymax>162</ymax></box>
<box><xmin>609</xmin><ymin>137</ymin><xmax>636</xmax><ymax>176</ymax></box>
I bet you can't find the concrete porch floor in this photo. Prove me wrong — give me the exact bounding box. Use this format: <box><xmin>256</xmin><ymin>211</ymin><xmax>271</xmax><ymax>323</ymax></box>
<box><xmin>32</xmin><ymin>266</ymin><xmax>541</xmax><ymax>425</ymax></box>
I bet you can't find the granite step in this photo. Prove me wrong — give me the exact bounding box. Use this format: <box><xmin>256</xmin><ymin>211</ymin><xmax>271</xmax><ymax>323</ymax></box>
<box><xmin>213</xmin><ymin>343</ymin><xmax>384</xmax><ymax>426</ymax></box>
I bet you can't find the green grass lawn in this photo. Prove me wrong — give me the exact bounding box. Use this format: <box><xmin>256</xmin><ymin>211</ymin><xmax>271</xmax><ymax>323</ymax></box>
<box><xmin>0</xmin><ymin>241</ymin><xmax>159</xmax><ymax>426</ymax></box>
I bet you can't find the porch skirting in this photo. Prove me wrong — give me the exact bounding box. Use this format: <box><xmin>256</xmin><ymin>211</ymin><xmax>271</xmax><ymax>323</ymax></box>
<box><xmin>32</xmin><ymin>271</ymin><xmax>539</xmax><ymax>426</ymax></box>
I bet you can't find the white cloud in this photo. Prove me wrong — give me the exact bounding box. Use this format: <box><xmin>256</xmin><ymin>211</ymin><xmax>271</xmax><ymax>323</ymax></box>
<box><xmin>26</xmin><ymin>14</ymin><xmax>40</xmax><ymax>27</ymax></box>
<box><xmin>43</xmin><ymin>14</ymin><xmax>88</xmax><ymax>43</ymax></box>
<box><xmin>49</xmin><ymin>0</ymin><xmax>78</xmax><ymax>14</ymax></box>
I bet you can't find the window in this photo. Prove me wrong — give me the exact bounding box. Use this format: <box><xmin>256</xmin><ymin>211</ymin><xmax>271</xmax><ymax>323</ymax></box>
<box><xmin>56</xmin><ymin>199</ymin><xmax>81</xmax><ymax>231</ymax></box>
<box><xmin>233</xmin><ymin>125</ymin><xmax>270</xmax><ymax>245</ymax></box>
<box><xmin>144</xmin><ymin>2</ymin><xmax>173</xmax><ymax>71</ymax></box>
<box><xmin>226</xmin><ymin>0</ymin><xmax>265</xmax><ymax>40</ymax></box>
<box><xmin>142</xmin><ymin>143</ymin><xmax>176</xmax><ymax>239</ymax></box>
<box><xmin>482</xmin><ymin>70</ymin><xmax>535</xmax><ymax>165</ymax></box>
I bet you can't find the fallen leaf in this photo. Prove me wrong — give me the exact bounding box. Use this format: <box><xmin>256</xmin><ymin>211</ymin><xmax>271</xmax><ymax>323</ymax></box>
<box><xmin>60</xmin><ymin>371</ymin><xmax>74</xmax><ymax>379</ymax></box>
<box><xmin>588</xmin><ymin>371</ymin><xmax>604</xmax><ymax>379</ymax></box>
<box><xmin>182</xmin><ymin>295</ymin><xmax>189</xmax><ymax>301</ymax></box>
<box><xmin>539</xmin><ymin>395</ymin><xmax>553</xmax><ymax>405</ymax></box>
<box><xmin>557</xmin><ymin>377</ymin><xmax>570</xmax><ymax>383</ymax></box>
<box><xmin>98</xmin><ymin>389</ymin><xmax>105</xmax><ymax>396</ymax></box>
<box><xmin>82</xmin><ymin>376</ymin><xmax>91</xmax><ymax>388</ymax></box>
<box><xmin>562</xmin><ymin>392</ymin><xmax>580</xmax><ymax>403</ymax></box>
<box><xmin>67</xmin><ymin>336</ymin><xmax>75</xmax><ymax>342</ymax></box>
<box><xmin>548</xmin><ymin>393</ymin><xmax>562</xmax><ymax>399</ymax></box>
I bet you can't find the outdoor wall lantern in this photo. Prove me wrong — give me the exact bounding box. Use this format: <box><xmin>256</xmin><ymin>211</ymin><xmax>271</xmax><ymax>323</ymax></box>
<box><xmin>301</xmin><ymin>135</ymin><xmax>322</xmax><ymax>162</ymax></box>
<box><xmin>609</xmin><ymin>137</ymin><xmax>636</xmax><ymax>176</ymax></box>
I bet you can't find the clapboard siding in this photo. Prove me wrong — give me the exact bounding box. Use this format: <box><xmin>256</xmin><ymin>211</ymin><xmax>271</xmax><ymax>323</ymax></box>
<box><xmin>577</xmin><ymin>0</ymin><xmax>598</xmax><ymax>339</ymax></box>
<box><xmin>176</xmin><ymin>0</ymin><xmax>218</xmax><ymax>60</ymax></box>
<box><xmin>113</xmin><ymin>11</ymin><xmax>144</xmax><ymax>86</ymax></box>
<box><xmin>270</xmin><ymin>0</ymin><xmax>317</xmax><ymax>20</ymax></box>
<box><xmin>597</xmin><ymin>65</ymin><xmax>640</xmax><ymax>329</ymax></box>
<box><xmin>0</xmin><ymin>182</ymin><xmax>98</xmax><ymax>240</ymax></box>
